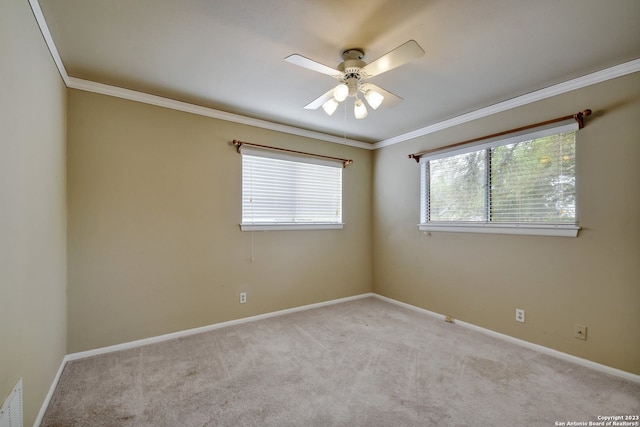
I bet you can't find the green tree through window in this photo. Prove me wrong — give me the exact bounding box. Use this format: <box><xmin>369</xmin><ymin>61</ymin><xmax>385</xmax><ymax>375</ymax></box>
<box><xmin>422</xmin><ymin>130</ymin><xmax>576</xmax><ymax>225</ymax></box>
<box><xmin>429</xmin><ymin>150</ymin><xmax>486</xmax><ymax>221</ymax></box>
<box><xmin>491</xmin><ymin>132</ymin><xmax>575</xmax><ymax>223</ymax></box>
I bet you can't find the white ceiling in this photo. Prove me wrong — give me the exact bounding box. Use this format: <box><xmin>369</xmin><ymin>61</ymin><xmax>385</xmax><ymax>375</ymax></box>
<box><xmin>37</xmin><ymin>0</ymin><xmax>640</xmax><ymax>144</ymax></box>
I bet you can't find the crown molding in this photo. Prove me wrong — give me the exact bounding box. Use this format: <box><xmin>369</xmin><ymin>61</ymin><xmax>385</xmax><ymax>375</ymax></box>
<box><xmin>373</xmin><ymin>58</ymin><xmax>640</xmax><ymax>149</ymax></box>
<box><xmin>29</xmin><ymin>0</ymin><xmax>69</xmax><ymax>85</ymax></box>
<box><xmin>30</xmin><ymin>0</ymin><xmax>639</xmax><ymax>152</ymax></box>
<box><xmin>66</xmin><ymin>78</ymin><xmax>372</xmax><ymax>149</ymax></box>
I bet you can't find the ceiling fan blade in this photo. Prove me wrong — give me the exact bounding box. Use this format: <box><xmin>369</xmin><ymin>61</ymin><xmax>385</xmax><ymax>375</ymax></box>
<box><xmin>304</xmin><ymin>88</ymin><xmax>336</xmax><ymax>109</ymax></box>
<box><xmin>362</xmin><ymin>40</ymin><xmax>424</xmax><ymax>78</ymax></box>
<box><xmin>285</xmin><ymin>54</ymin><xmax>341</xmax><ymax>77</ymax></box>
<box><xmin>361</xmin><ymin>83</ymin><xmax>403</xmax><ymax>107</ymax></box>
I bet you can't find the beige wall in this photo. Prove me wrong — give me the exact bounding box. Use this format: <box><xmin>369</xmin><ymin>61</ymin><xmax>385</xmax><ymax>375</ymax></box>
<box><xmin>372</xmin><ymin>72</ymin><xmax>640</xmax><ymax>374</ymax></box>
<box><xmin>66</xmin><ymin>90</ymin><xmax>373</xmax><ymax>353</ymax></box>
<box><xmin>0</xmin><ymin>0</ymin><xmax>67</xmax><ymax>424</ymax></box>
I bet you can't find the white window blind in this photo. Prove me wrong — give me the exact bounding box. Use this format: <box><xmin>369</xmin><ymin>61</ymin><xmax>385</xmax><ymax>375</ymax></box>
<box><xmin>490</xmin><ymin>133</ymin><xmax>576</xmax><ymax>223</ymax></box>
<box><xmin>419</xmin><ymin>121</ymin><xmax>580</xmax><ymax>237</ymax></box>
<box><xmin>426</xmin><ymin>150</ymin><xmax>487</xmax><ymax>222</ymax></box>
<box><xmin>240</xmin><ymin>146</ymin><xmax>343</xmax><ymax>231</ymax></box>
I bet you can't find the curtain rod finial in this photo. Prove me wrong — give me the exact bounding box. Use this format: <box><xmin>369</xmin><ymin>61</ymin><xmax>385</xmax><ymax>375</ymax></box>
<box><xmin>575</xmin><ymin>108</ymin><xmax>592</xmax><ymax>129</ymax></box>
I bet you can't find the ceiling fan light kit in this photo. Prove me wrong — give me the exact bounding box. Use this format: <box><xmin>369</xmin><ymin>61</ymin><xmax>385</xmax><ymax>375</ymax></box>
<box><xmin>333</xmin><ymin>84</ymin><xmax>349</xmax><ymax>102</ymax></box>
<box><xmin>364</xmin><ymin>89</ymin><xmax>384</xmax><ymax>109</ymax></box>
<box><xmin>321</xmin><ymin>98</ymin><xmax>339</xmax><ymax>116</ymax></box>
<box><xmin>353</xmin><ymin>99</ymin><xmax>368</xmax><ymax>119</ymax></box>
<box><xmin>285</xmin><ymin>40</ymin><xmax>425</xmax><ymax>120</ymax></box>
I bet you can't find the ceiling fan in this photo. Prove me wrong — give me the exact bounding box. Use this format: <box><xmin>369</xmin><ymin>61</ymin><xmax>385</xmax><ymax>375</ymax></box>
<box><xmin>285</xmin><ymin>40</ymin><xmax>424</xmax><ymax>119</ymax></box>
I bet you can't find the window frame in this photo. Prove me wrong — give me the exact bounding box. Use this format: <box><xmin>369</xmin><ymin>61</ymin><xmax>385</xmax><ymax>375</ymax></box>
<box><xmin>239</xmin><ymin>146</ymin><xmax>344</xmax><ymax>231</ymax></box>
<box><xmin>418</xmin><ymin>120</ymin><xmax>580</xmax><ymax>237</ymax></box>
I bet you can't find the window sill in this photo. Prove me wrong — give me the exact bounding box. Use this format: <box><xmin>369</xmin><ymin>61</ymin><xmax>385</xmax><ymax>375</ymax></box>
<box><xmin>418</xmin><ymin>222</ymin><xmax>580</xmax><ymax>237</ymax></box>
<box><xmin>240</xmin><ymin>223</ymin><xmax>344</xmax><ymax>231</ymax></box>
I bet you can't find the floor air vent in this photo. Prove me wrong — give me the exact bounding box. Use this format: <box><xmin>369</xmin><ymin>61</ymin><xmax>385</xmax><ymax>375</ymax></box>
<box><xmin>0</xmin><ymin>378</ymin><xmax>23</xmax><ymax>427</ymax></box>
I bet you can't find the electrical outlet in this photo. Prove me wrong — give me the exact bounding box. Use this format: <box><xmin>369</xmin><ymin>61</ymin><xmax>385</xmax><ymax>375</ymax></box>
<box><xmin>575</xmin><ymin>324</ymin><xmax>587</xmax><ymax>340</ymax></box>
<box><xmin>515</xmin><ymin>308</ymin><xmax>525</xmax><ymax>323</ymax></box>
<box><xmin>239</xmin><ymin>292</ymin><xmax>247</xmax><ymax>304</ymax></box>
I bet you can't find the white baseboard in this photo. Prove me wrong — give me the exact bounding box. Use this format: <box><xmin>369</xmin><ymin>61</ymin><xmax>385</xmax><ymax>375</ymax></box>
<box><xmin>65</xmin><ymin>293</ymin><xmax>374</xmax><ymax>361</ymax></box>
<box><xmin>33</xmin><ymin>292</ymin><xmax>373</xmax><ymax>426</ymax></box>
<box><xmin>36</xmin><ymin>291</ymin><xmax>639</xmax><ymax>425</ymax></box>
<box><xmin>372</xmin><ymin>294</ymin><xmax>640</xmax><ymax>384</ymax></box>
<box><xmin>33</xmin><ymin>355</ymin><xmax>66</xmax><ymax>427</ymax></box>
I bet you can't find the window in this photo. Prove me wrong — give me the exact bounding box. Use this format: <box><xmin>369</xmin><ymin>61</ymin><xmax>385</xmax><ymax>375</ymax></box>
<box><xmin>419</xmin><ymin>121</ymin><xmax>579</xmax><ymax>237</ymax></box>
<box><xmin>240</xmin><ymin>146</ymin><xmax>343</xmax><ymax>231</ymax></box>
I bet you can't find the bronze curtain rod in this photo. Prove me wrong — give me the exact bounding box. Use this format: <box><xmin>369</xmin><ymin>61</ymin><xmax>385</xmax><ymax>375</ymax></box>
<box><xmin>408</xmin><ymin>109</ymin><xmax>592</xmax><ymax>162</ymax></box>
<box><xmin>232</xmin><ymin>140</ymin><xmax>353</xmax><ymax>168</ymax></box>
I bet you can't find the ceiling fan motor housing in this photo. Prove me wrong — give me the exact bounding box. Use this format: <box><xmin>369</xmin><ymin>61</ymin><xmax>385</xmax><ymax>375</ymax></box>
<box><xmin>338</xmin><ymin>49</ymin><xmax>367</xmax><ymax>96</ymax></box>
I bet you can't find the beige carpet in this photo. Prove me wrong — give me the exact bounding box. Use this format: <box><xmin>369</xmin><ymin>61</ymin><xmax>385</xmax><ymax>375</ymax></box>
<box><xmin>42</xmin><ymin>297</ymin><xmax>639</xmax><ymax>426</ymax></box>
